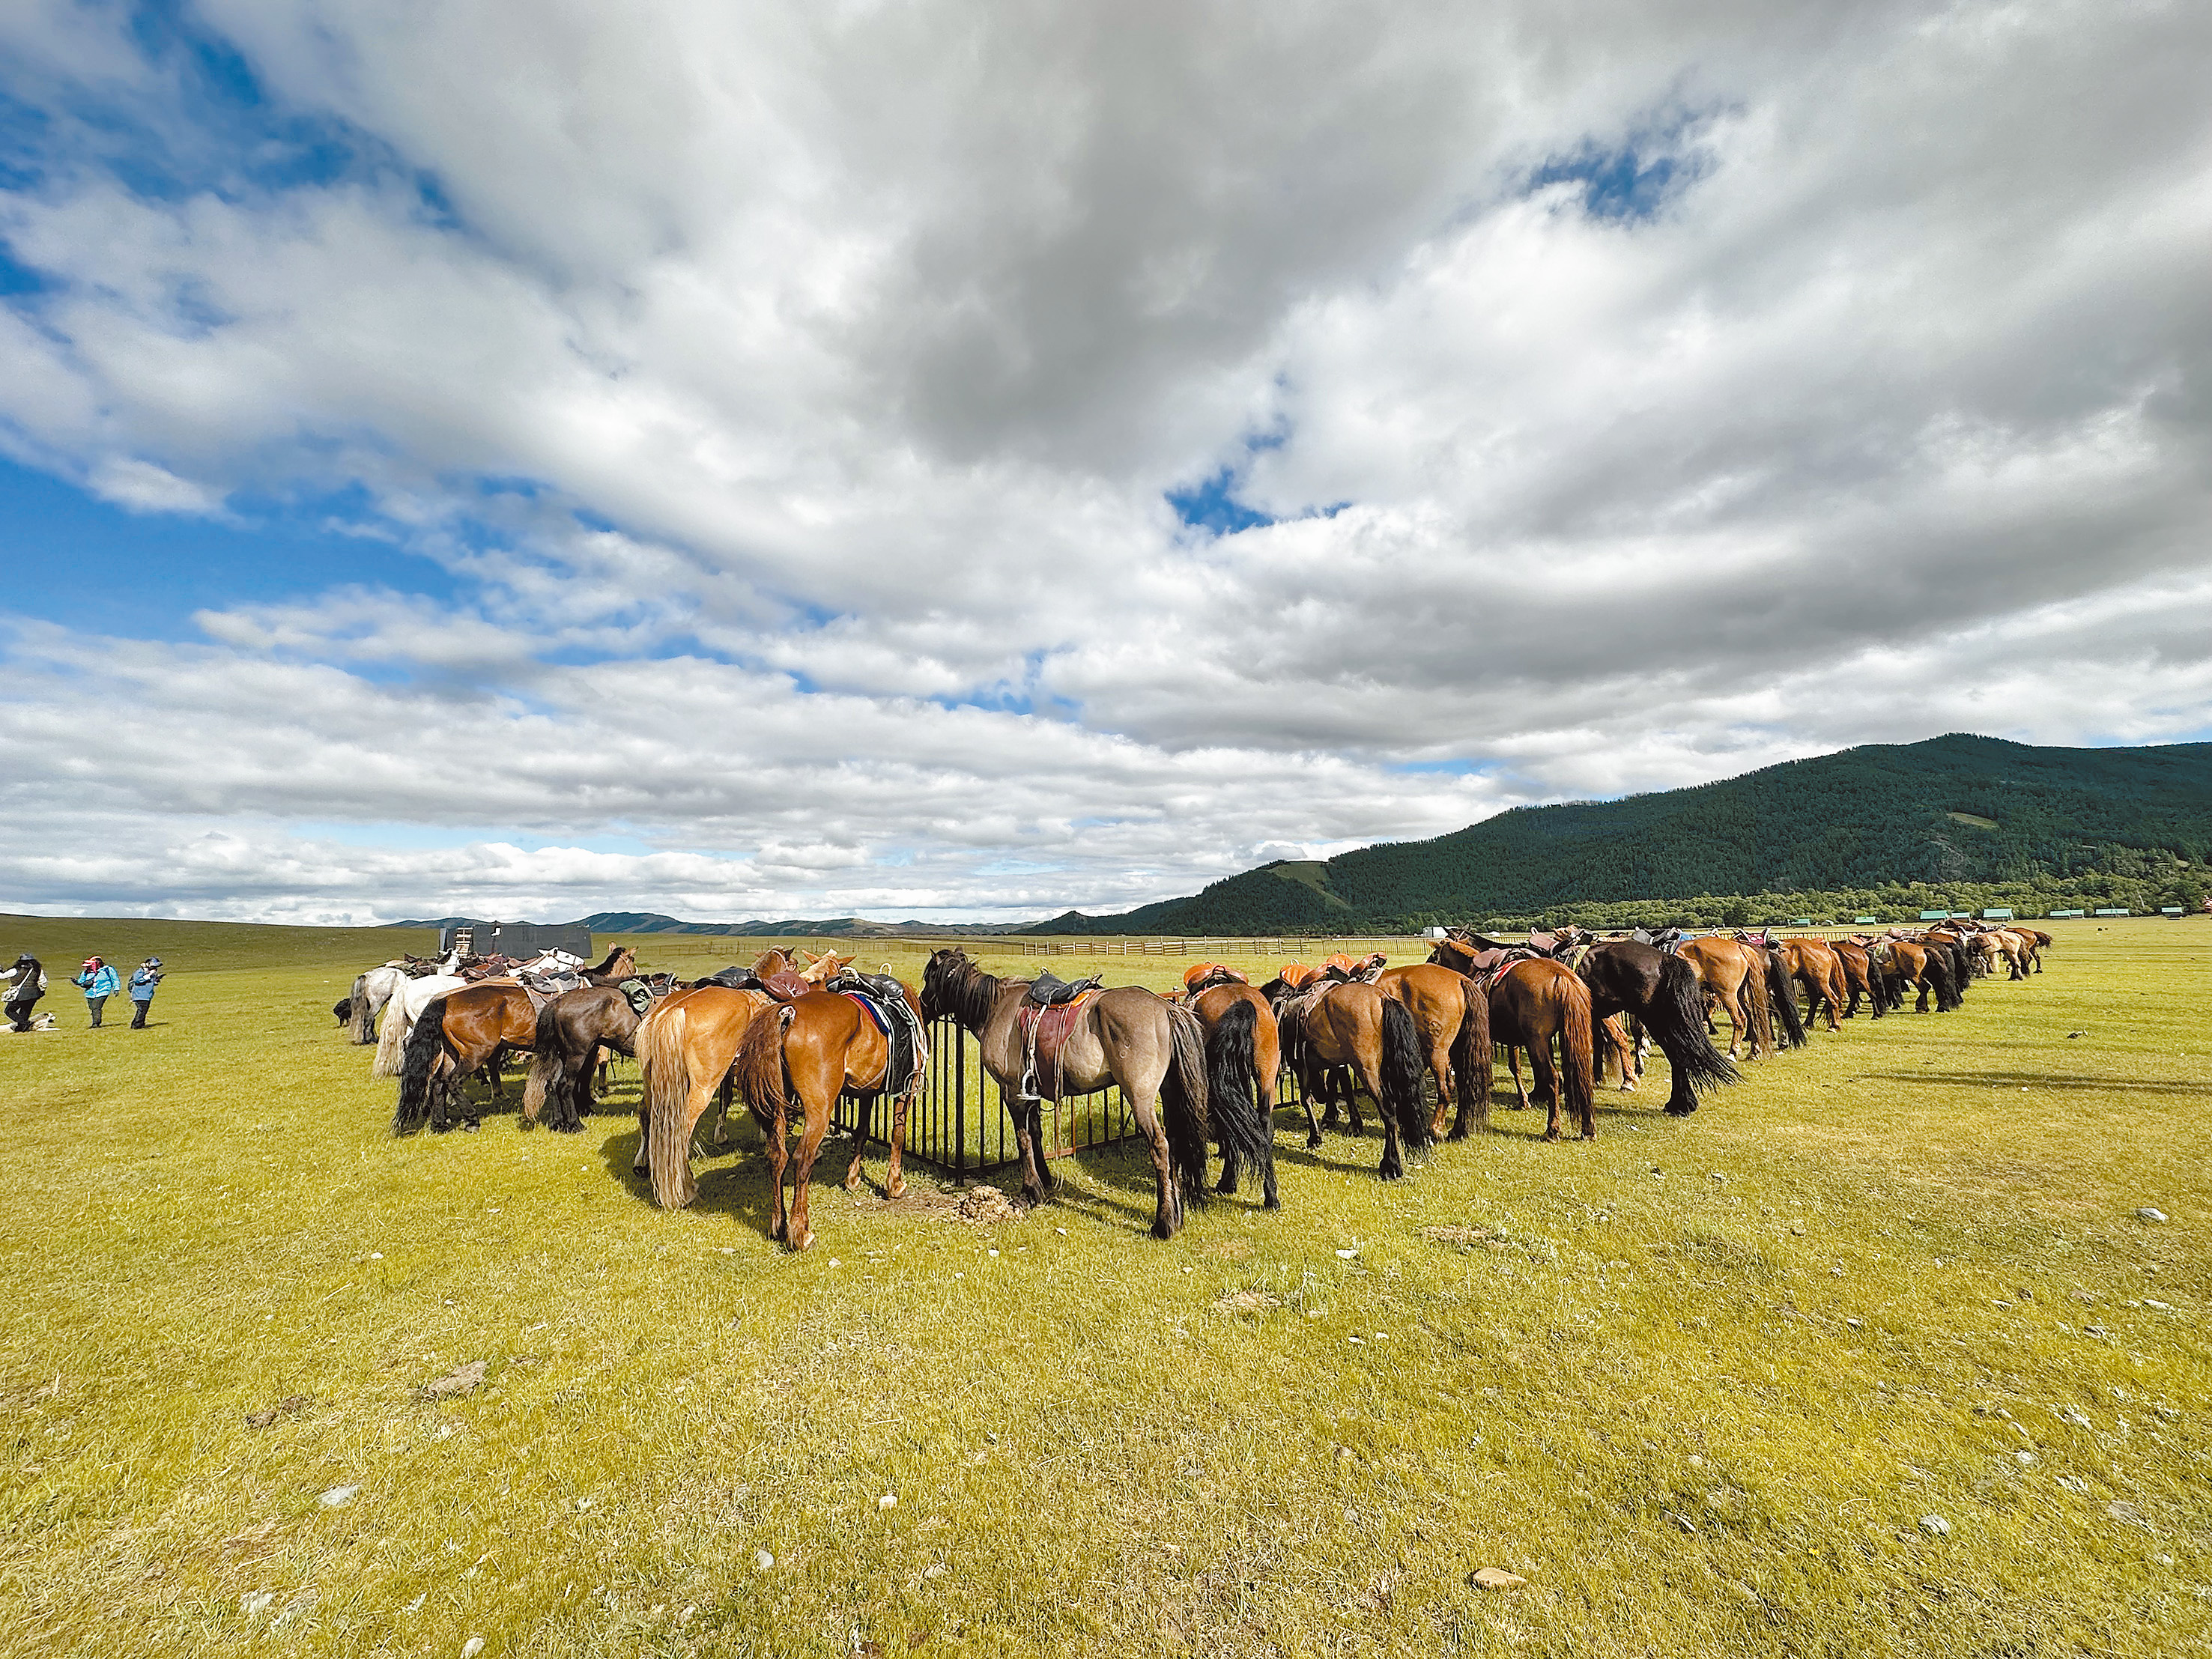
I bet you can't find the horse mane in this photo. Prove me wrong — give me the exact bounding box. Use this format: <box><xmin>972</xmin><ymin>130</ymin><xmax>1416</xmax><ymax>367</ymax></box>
<box><xmin>582</xmin><ymin>944</ymin><xmax>634</xmax><ymax>980</ymax></box>
<box><xmin>927</xmin><ymin>949</ymin><xmax>1005</xmax><ymax>1031</ymax></box>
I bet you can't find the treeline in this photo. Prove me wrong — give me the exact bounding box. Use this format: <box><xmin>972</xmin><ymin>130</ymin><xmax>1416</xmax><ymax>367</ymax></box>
<box><xmin>1037</xmin><ymin>733</ymin><xmax>2212</xmax><ymax>935</ymax></box>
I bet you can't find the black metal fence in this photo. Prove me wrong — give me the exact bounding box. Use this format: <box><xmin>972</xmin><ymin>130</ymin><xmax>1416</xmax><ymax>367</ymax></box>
<box><xmin>831</xmin><ymin>1015</ymin><xmax>1138</xmax><ymax>1182</ymax></box>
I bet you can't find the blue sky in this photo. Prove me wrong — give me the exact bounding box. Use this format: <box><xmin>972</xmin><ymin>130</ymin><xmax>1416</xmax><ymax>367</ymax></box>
<box><xmin>1</xmin><ymin>1</ymin><xmax>2207</xmax><ymax>923</ymax></box>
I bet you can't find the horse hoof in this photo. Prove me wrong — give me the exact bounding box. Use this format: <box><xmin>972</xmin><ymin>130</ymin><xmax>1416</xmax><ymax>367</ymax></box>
<box><xmin>792</xmin><ymin>1231</ymin><xmax>815</xmax><ymax>1252</ymax></box>
<box><xmin>844</xmin><ymin>1174</ymin><xmax>863</xmax><ymax>1192</ymax></box>
<box><xmin>1306</xmin><ymin>1135</ymin><xmax>1323</xmax><ymax>1150</ymax></box>
<box><xmin>887</xmin><ymin>1177</ymin><xmax>906</xmax><ymax>1199</ymax></box>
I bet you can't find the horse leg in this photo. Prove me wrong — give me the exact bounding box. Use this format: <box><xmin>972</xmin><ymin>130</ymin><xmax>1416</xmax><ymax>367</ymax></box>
<box><xmin>1029</xmin><ymin>1100</ymin><xmax>1056</xmax><ymax>1195</ymax></box>
<box><xmin>784</xmin><ymin>1100</ymin><xmax>828</xmax><ymax>1253</ymax></box>
<box><xmin>1005</xmin><ymin>1082</ymin><xmax>1048</xmax><ymax>1207</ymax></box>
<box><xmin>885</xmin><ymin>1089</ymin><xmax>909</xmax><ymax>1200</ymax></box>
<box><xmin>762</xmin><ymin>1105</ymin><xmax>791</xmax><ymax>1244</ymax></box>
<box><xmin>1504</xmin><ymin>1045</ymin><xmax>1530</xmax><ymax>1110</ymax></box>
<box><xmin>1360</xmin><ymin>1055</ymin><xmax>1405</xmax><ymax>1181</ymax></box>
<box><xmin>1126</xmin><ymin>1094</ymin><xmax>1183</xmax><ymax>1238</ymax></box>
<box><xmin>1534</xmin><ymin>1035</ymin><xmax>1563</xmax><ymax>1141</ymax></box>
<box><xmin>1426</xmin><ymin>1032</ymin><xmax>1455</xmax><ymax>1140</ymax></box>
<box><xmin>706</xmin><ymin>1072</ymin><xmax>736</xmax><ymax>1150</ymax></box>
<box><xmin>844</xmin><ymin>1092</ymin><xmax>873</xmax><ymax>1191</ymax></box>
<box><xmin>1299</xmin><ymin>1058</ymin><xmax>1326</xmax><ymax>1150</ymax></box>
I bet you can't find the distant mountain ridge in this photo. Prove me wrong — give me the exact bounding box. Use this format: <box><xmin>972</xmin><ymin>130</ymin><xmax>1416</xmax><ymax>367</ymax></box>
<box><xmin>1035</xmin><ymin>733</ymin><xmax>2212</xmax><ymax>933</ymax></box>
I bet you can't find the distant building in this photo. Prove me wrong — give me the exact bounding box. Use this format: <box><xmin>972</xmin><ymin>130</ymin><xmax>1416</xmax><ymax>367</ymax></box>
<box><xmin>1853</xmin><ymin>915</ymin><xmax>1879</xmax><ymax>923</ymax></box>
<box><xmin>1981</xmin><ymin>908</ymin><xmax>2013</xmax><ymax>921</ymax></box>
<box><xmin>2093</xmin><ymin>907</ymin><xmax>2130</xmax><ymax>917</ymax></box>
<box><xmin>438</xmin><ymin>919</ymin><xmax>596</xmax><ymax>959</ymax></box>
<box><xmin>2047</xmin><ymin>909</ymin><xmax>2085</xmax><ymax>918</ymax></box>
<box><xmin>2161</xmin><ymin>906</ymin><xmax>2185</xmax><ymax>917</ymax></box>
<box><xmin>1918</xmin><ymin>909</ymin><xmax>1949</xmax><ymax>921</ymax></box>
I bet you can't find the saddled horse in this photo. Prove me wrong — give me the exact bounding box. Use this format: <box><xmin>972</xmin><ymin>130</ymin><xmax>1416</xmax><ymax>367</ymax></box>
<box><xmin>1873</xmin><ymin>938</ymin><xmax>1957</xmax><ymax>1012</ymax></box>
<box><xmin>372</xmin><ymin>972</ymin><xmax>467</xmax><ymax>1076</ymax></box>
<box><xmin>1375</xmin><ymin>962</ymin><xmax>1492</xmax><ymax>1141</ymax></box>
<box><xmin>393</xmin><ymin>980</ymin><xmax>537</xmax><ymax>1133</ymax></box>
<box><xmin>922</xmin><ymin>949</ymin><xmax>1259</xmax><ymax>1237</ymax></box>
<box><xmin>1831</xmin><ymin>938</ymin><xmax>1885</xmax><ymax>1019</ymax></box>
<box><xmin>1474</xmin><ymin>959</ymin><xmax>1598</xmax><ymax>1138</ymax></box>
<box><xmin>730</xmin><ymin>976</ymin><xmax>925</xmax><ymax>1252</ymax></box>
<box><xmin>1555</xmin><ymin>938</ymin><xmax>1738</xmax><ymax>1117</ymax></box>
<box><xmin>1776</xmin><ymin>937</ymin><xmax>1849</xmax><ymax>1032</ymax></box>
<box><xmin>1673</xmin><ymin>937</ymin><xmax>1775</xmax><ymax>1061</ymax></box>
<box><xmin>1266</xmin><ymin>972</ymin><xmax>1431</xmax><ymax>1178</ymax></box>
<box><xmin>523</xmin><ymin>983</ymin><xmax>646</xmax><ymax>1133</ymax></box>
<box><xmin>637</xmin><ymin>984</ymin><xmax>778</xmax><ymax>1204</ymax></box>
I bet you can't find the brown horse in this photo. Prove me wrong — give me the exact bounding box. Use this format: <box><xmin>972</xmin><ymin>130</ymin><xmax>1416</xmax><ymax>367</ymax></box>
<box><xmin>922</xmin><ymin>949</ymin><xmax>1261</xmax><ymax>1237</ymax></box>
<box><xmin>1777</xmin><ymin>937</ymin><xmax>1848</xmax><ymax>1032</ymax></box>
<box><xmin>1675</xmin><ymin>937</ymin><xmax>1776</xmax><ymax>1060</ymax></box>
<box><xmin>393</xmin><ymin>980</ymin><xmax>539</xmax><ymax>1133</ymax></box>
<box><xmin>1267</xmin><ymin>975</ymin><xmax>1431</xmax><ymax>1177</ymax></box>
<box><xmin>1375</xmin><ymin>963</ymin><xmax>1492</xmax><ymax>1141</ymax></box>
<box><xmin>1831</xmin><ymin>938</ymin><xmax>1885</xmax><ymax>1019</ymax></box>
<box><xmin>1190</xmin><ymin>983</ymin><xmax>1281</xmax><ymax>1208</ymax></box>
<box><xmin>522</xmin><ymin>984</ymin><xmax>646</xmax><ymax>1134</ymax></box>
<box><xmin>730</xmin><ymin>980</ymin><xmax>923</xmax><ymax>1252</ymax></box>
<box><xmin>1484</xmin><ymin>959</ymin><xmax>1597</xmax><ymax>1140</ymax></box>
<box><xmin>1873</xmin><ymin>939</ymin><xmax>1957</xmax><ymax>1012</ymax></box>
<box><xmin>637</xmin><ymin>985</ymin><xmax>776</xmax><ymax>1204</ymax></box>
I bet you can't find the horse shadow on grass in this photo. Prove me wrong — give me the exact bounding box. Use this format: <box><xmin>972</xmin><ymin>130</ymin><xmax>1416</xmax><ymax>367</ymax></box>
<box><xmin>1852</xmin><ymin>1070</ymin><xmax>2212</xmax><ymax>1098</ymax></box>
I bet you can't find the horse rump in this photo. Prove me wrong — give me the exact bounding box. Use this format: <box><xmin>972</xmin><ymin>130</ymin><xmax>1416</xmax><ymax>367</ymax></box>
<box><xmin>1766</xmin><ymin>952</ymin><xmax>1808</xmax><ymax>1049</ymax></box>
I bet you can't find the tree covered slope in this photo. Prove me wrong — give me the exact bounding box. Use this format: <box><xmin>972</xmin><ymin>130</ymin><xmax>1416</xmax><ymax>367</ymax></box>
<box><xmin>1037</xmin><ymin>734</ymin><xmax>2212</xmax><ymax>932</ymax></box>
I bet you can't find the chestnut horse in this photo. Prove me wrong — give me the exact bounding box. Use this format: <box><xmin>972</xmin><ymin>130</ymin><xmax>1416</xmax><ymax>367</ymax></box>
<box><xmin>1375</xmin><ymin>962</ymin><xmax>1493</xmax><ymax>1141</ymax></box>
<box><xmin>393</xmin><ymin>980</ymin><xmax>537</xmax><ymax>1133</ymax></box>
<box><xmin>730</xmin><ymin>980</ymin><xmax>922</xmax><ymax>1252</ymax></box>
<box><xmin>1675</xmin><ymin>938</ymin><xmax>1777</xmax><ymax>1061</ymax></box>
<box><xmin>1190</xmin><ymin>983</ymin><xmax>1282</xmax><ymax>1209</ymax></box>
<box><xmin>1267</xmin><ymin>976</ymin><xmax>1431</xmax><ymax>1178</ymax></box>
<box><xmin>1776</xmin><ymin>937</ymin><xmax>1848</xmax><ymax>1032</ymax></box>
<box><xmin>1481</xmin><ymin>959</ymin><xmax>1598</xmax><ymax>1139</ymax></box>
<box><xmin>1873</xmin><ymin>939</ymin><xmax>1957</xmax><ymax>1012</ymax></box>
<box><xmin>637</xmin><ymin>984</ymin><xmax>777</xmax><ymax>1203</ymax></box>
<box><xmin>922</xmin><ymin>950</ymin><xmax>1259</xmax><ymax>1237</ymax></box>
<box><xmin>1831</xmin><ymin>938</ymin><xmax>1885</xmax><ymax>1019</ymax></box>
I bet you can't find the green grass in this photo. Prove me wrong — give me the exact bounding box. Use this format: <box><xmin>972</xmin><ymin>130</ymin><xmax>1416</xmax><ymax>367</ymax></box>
<box><xmin>0</xmin><ymin>918</ymin><xmax>2207</xmax><ymax>1656</ymax></box>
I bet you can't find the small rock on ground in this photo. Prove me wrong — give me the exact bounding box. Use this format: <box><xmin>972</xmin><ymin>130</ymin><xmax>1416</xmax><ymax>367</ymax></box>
<box><xmin>1467</xmin><ymin>1567</ymin><xmax>1526</xmax><ymax>1590</ymax></box>
<box><xmin>1919</xmin><ymin>1515</ymin><xmax>1951</xmax><ymax>1538</ymax></box>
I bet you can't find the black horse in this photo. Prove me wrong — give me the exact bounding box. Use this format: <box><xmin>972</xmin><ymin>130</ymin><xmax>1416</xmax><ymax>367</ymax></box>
<box><xmin>1572</xmin><ymin>941</ymin><xmax>1740</xmax><ymax>1116</ymax></box>
<box><xmin>522</xmin><ymin>984</ymin><xmax>646</xmax><ymax>1133</ymax></box>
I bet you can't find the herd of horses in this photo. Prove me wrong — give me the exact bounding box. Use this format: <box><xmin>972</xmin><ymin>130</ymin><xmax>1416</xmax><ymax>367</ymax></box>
<box><xmin>334</xmin><ymin>917</ymin><xmax>2052</xmax><ymax>1255</ymax></box>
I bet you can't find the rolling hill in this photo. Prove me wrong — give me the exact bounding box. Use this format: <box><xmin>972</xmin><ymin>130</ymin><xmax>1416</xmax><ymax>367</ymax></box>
<box><xmin>1037</xmin><ymin>733</ymin><xmax>2212</xmax><ymax>932</ymax></box>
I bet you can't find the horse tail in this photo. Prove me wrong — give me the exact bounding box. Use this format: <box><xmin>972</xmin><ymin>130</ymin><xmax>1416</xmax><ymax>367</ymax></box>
<box><xmin>372</xmin><ymin>985</ymin><xmax>414</xmax><ymax>1077</ymax></box>
<box><xmin>1652</xmin><ymin>956</ymin><xmax>1739</xmax><ymax>1097</ymax></box>
<box><xmin>1160</xmin><ymin>1001</ymin><xmax>1213</xmax><ymax>1206</ymax></box>
<box><xmin>644</xmin><ymin>999</ymin><xmax>705</xmax><ymax>1210</ymax></box>
<box><xmin>1926</xmin><ymin>950</ymin><xmax>1956</xmax><ymax>1013</ymax></box>
<box><xmin>1202</xmin><ymin>998</ymin><xmax>1276</xmax><ymax>1201</ymax></box>
<box><xmin>348</xmin><ymin>974</ymin><xmax>375</xmax><ymax>1044</ymax></box>
<box><xmin>730</xmin><ymin>1004</ymin><xmax>796</xmax><ymax>1167</ymax></box>
<box><xmin>1562</xmin><ymin>981</ymin><xmax>1596</xmax><ymax>1137</ymax></box>
<box><xmin>523</xmin><ymin>998</ymin><xmax>565</xmax><ymax>1127</ymax></box>
<box><xmin>1742</xmin><ymin>949</ymin><xmax>1775</xmax><ymax>1056</ymax></box>
<box><xmin>393</xmin><ymin>994</ymin><xmax>448</xmax><ymax>1135</ymax></box>
<box><xmin>1448</xmin><ymin>978</ymin><xmax>1491</xmax><ymax>1132</ymax></box>
<box><xmin>1767</xmin><ymin>953</ymin><xmax>1808</xmax><ymax>1048</ymax></box>
<box><xmin>1378</xmin><ymin>996</ymin><xmax>1431</xmax><ymax>1151</ymax></box>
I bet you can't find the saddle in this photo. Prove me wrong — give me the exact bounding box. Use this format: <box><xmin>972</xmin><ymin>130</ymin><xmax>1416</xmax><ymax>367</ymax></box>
<box><xmin>1024</xmin><ymin>969</ymin><xmax>1099</xmax><ymax>1008</ymax></box>
<box><xmin>1181</xmin><ymin>962</ymin><xmax>1247</xmax><ymax>998</ymax></box>
<box><xmin>1319</xmin><ymin>951</ymin><xmax>1387</xmax><ymax>983</ymax></box>
<box><xmin>614</xmin><ymin>976</ymin><xmax>673</xmax><ymax>1019</ymax></box>
<box><xmin>1628</xmin><ymin>927</ymin><xmax>1686</xmax><ymax>953</ymax></box>
<box><xmin>1460</xmin><ymin>945</ymin><xmax>1540</xmax><ymax>987</ymax></box>
<box><xmin>826</xmin><ymin>971</ymin><xmax>929</xmax><ymax>1100</ymax></box>
<box><xmin>515</xmin><ymin>968</ymin><xmax>581</xmax><ymax>1010</ymax></box>
<box><xmin>694</xmin><ymin>964</ymin><xmax>763</xmax><ymax>991</ymax></box>
<box><xmin>1018</xmin><ymin>987</ymin><xmax>1100</xmax><ymax>1102</ymax></box>
<box><xmin>761</xmin><ymin>970</ymin><xmax>813</xmax><ymax>1003</ymax></box>
<box><xmin>1453</xmin><ymin>932</ymin><xmax>1525</xmax><ymax>953</ymax></box>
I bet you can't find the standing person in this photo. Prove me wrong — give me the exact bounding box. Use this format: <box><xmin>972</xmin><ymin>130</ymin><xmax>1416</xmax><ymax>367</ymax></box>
<box><xmin>128</xmin><ymin>957</ymin><xmax>164</xmax><ymax>1029</ymax></box>
<box><xmin>3</xmin><ymin>954</ymin><xmax>46</xmax><ymax>1033</ymax></box>
<box><xmin>73</xmin><ymin>956</ymin><xmax>121</xmax><ymax>1028</ymax></box>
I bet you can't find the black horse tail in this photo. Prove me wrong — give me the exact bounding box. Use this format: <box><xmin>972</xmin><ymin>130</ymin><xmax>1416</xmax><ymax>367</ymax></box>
<box><xmin>1378</xmin><ymin>997</ymin><xmax>1431</xmax><ymax>1152</ymax></box>
<box><xmin>1651</xmin><ymin>956</ymin><xmax>1739</xmax><ymax>1100</ymax></box>
<box><xmin>393</xmin><ymin>994</ymin><xmax>449</xmax><ymax>1135</ymax></box>
<box><xmin>1202</xmin><ymin>998</ymin><xmax>1277</xmax><ymax>1207</ymax></box>
<box><xmin>1160</xmin><ymin>1002</ymin><xmax>1213</xmax><ymax>1207</ymax></box>
<box><xmin>1448</xmin><ymin>980</ymin><xmax>1491</xmax><ymax>1135</ymax></box>
<box><xmin>348</xmin><ymin>974</ymin><xmax>375</xmax><ymax>1044</ymax></box>
<box><xmin>1926</xmin><ymin>950</ymin><xmax>1957</xmax><ymax>1013</ymax></box>
<box><xmin>1767</xmin><ymin>953</ymin><xmax>1808</xmax><ymax>1049</ymax></box>
<box><xmin>523</xmin><ymin>998</ymin><xmax>569</xmax><ymax>1130</ymax></box>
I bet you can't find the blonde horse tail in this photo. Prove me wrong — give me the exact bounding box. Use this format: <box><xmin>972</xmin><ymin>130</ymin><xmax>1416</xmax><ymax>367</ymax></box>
<box><xmin>644</xmin><ymin>1000</ymin><xmax>702</xmax><ymax>1210</ymax></box>
<box><xmin>349</xmin><ymin>974</ymin><xmax>375</xmax><ymax>1044</ymax></box>
<box><xmin>372</xmin><ymin>987</ymin><xmax>412</xmax><ymax>1077</ymax></box>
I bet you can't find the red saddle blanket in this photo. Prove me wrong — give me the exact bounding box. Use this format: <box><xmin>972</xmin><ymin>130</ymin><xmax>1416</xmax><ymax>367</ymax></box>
<box><xmin>1018</xmin><ymin>990</ymin><xmax>1099</xmax><ymax>1100</ymax></box>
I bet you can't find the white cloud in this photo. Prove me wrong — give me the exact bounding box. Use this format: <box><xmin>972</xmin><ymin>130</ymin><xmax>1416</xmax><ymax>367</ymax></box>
<box><xmin>0</xmin><ymin>1</ymin><xmax>2208</xmax><ymax>921</ymax></box>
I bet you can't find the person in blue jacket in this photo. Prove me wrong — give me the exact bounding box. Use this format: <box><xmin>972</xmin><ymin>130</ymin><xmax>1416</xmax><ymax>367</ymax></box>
<box><xmin>73</xmin><ymin>956</ymin><xmax>121</xmax><ymax>1027</ymax></box>
<box><xmin>129</xmin><ymin>957</ymin><xmax>163</xmax><ymax>1029</ymax></box>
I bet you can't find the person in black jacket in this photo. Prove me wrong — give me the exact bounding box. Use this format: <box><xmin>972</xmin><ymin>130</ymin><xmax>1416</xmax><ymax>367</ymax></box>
<box><xmin>4</xmin><ymin>954</ymin><xmax>46</xmax><ymax>1033</ymax></box>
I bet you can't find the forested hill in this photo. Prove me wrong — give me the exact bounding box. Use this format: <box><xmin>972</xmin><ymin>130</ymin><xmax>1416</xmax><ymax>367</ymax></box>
<box><xmin>1037</xmin><ymin>734</ymin><xmax>2212</xmax><ymax>933</ymax></box>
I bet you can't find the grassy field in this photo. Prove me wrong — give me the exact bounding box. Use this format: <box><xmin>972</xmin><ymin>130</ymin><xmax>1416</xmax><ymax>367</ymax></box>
<box><xmin>0</xmin><ymin>915</ymin><xmax>2206</xmax><ymax>1657</ymax></box>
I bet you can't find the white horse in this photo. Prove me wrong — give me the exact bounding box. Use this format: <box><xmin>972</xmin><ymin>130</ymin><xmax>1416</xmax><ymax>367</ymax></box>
<box><xmin>347</xmin><ymin>950</ymin><xmax>462</xmax><ymax>1046</ymax></box>
<box><xmin>373</xmin><ymin>971</ymin><xmax>467</xmax><ymax>1077</ymax></box>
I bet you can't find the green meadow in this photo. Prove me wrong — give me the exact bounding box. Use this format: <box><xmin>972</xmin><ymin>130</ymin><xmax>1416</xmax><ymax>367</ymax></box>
<box><xmin>0</xmin><ymin>915</ymin><xmax>2205</xmax><ymax>1657</ymax></box>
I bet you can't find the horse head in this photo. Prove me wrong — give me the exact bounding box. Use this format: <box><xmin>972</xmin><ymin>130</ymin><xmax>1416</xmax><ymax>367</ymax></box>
<box><xmin>919</xmin><ymin>947</ymin><xmax>974</xmax><ymax>1024</ymax></box>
